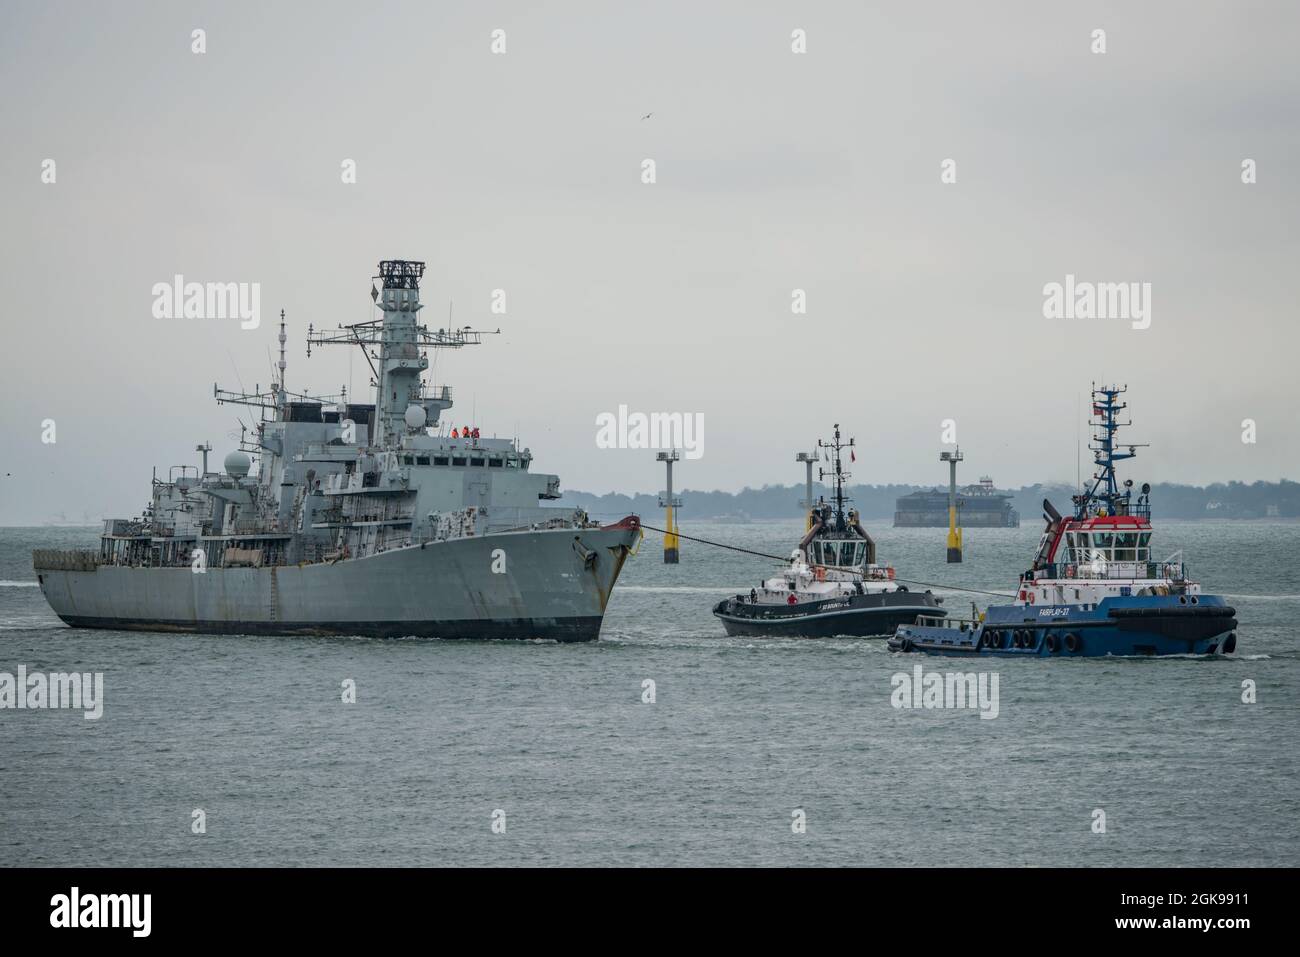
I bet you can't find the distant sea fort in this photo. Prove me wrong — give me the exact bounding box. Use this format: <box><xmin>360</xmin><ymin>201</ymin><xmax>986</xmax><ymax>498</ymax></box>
<box><xmin>894</xmin><ymin>477</ymin><xmax>1019</xmax><ymax>528</ymax></box>
<box><xmin>554</xmin><ymin>479</ymin><xmax>1300</xmax><ymax>523</ymax></box>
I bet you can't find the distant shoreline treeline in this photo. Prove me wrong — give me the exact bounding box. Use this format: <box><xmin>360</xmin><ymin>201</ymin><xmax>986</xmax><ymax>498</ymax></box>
<box><xmin>554</xmin><ymin>480</ymin><xmax>1300</xmax><ymax>522</ymax></box>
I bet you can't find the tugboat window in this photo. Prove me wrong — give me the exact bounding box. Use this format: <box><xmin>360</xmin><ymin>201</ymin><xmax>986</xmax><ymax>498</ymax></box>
<box><xmin>1091</xmin><ymin>532</ymin><xmax>1113</xmax><ymax>562</ymax></box>
<box><xmin>1114</xmin><ymin>532</ymin><xmax>1138</xmax><ymax>562</ymax></box>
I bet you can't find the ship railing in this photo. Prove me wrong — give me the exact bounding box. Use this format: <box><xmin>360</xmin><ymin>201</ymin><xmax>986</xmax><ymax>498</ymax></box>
<box><xmin>1036</xmin><ymin>560</ymin><xmax>1186</xmax><ymax>581</ymax></box>
<box><xmin>909</xmin><ymin>612</ymin><xmax>980</xmax><ymax>631</ymax></box>
<box><xmin>32</xmin><ymin>549</ymin><xmax>102</xmax><ymax>572</ymax></box>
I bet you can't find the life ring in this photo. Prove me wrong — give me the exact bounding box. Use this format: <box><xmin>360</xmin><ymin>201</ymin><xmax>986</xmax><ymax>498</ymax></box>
<box><xmin>897</xmin><ymin>585</ymin><xmax>908</xmax><ymax>593</ymax></box>
<box><xmin>1066</xmin><ymin>564</ymin><xmax>1076</xmax><ymax>578</ymax></box>
<box><xmin>1027</xmin><ymin>592</ymin><xmax>1035</xmax><ymax>605</ymax></box>
<box><xmin>787</xmin><ymin>594</ymin><xmax>798</xmax><ymax>605</ymax></box>
<box><xmin>1045</xmin><ymin>633</ymin><xmax>1060</xmax><ymax>653</ymax></box>
<box><xmin>1064</xmin><ymin>632</ymin><xmax>1081</xmax><ymax>653</ymax></box>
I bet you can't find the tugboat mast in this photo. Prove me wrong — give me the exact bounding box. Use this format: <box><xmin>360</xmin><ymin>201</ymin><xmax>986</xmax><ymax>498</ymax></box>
<box><xmin>1074</xmin><ymin>383</ymin><xmax>1149</xmax><ymax>519</ymax></box>
<box><xmin>817</xmin><ymin>424</ymin><xmax>855</xmax><ymax>532</ymax></box>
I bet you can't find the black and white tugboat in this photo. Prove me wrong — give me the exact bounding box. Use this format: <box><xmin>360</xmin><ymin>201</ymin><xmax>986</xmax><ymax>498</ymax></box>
<box><xmin>711</xmin><ymin>425</ymin><xmax>941</xmax><ymax>637</ymax></box>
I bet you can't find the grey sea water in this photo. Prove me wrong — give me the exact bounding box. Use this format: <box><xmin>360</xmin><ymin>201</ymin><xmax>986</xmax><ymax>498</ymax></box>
<box><xmin>1</xmin><ymin>521</ymin><xmax>1296</xmax><ymax>867</ymax></box>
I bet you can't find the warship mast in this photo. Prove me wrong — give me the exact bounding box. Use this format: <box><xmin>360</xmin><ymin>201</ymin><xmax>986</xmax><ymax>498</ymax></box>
<box><xmin>305</xmin><ymin>259</ymin><xmax>496</xmax><ymax>446</ymax></box>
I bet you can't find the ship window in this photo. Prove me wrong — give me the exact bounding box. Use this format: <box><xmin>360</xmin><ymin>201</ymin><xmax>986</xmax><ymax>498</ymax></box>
<box><xmin>488</xmin><ymin>458</ymin><xmax>503</xmax><ymax>468</ymax></box>
<box><xmin>416</xmin><ymin>456</ymin><xmax>430</xmax><ymax>466</ymax></box>
<box><xmin>854</xmin><ymin>543</ymin><xmax>865</xmax><ymax>565</ymax></box>
<box><xmin>452</xmin><ymin>457</ymin><xmax>467</xmax><ymax>467</ymax></box>
<box><xmin>470</xmin><ymin>457</ymin><xmax>485</xmax><ymax>467</ymax></box>
<box><xmin>1089</xmin><ymin>532</ymin><xmax>1113</xmax><ymax>562</ymax></box>
<box><xmin>1114</xmin><ymin>533</ymin><xmax>1138</xmax><ymax>562</ymax></box>
<box><xmin>433</xmin><ymin>457</ymin><xmax>449</xmax><ymax>466</ymax></box>
<box><xmin>403</xmin><ymin>455</ymin><xmax>414</xmax><ymax>465</ymax></box>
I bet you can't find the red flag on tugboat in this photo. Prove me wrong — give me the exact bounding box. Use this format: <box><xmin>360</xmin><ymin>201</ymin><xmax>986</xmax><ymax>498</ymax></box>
<box><xmin>850</xmin><ymin>449</ymin><xmax>856</xmax><ymax>462</ymax></box>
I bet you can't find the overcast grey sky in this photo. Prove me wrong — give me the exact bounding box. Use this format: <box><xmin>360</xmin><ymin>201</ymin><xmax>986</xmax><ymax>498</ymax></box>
<box><xmin>1</xmin><ymin>1</ymin><xmax>1297</xmax><ymax>524</ymax></box>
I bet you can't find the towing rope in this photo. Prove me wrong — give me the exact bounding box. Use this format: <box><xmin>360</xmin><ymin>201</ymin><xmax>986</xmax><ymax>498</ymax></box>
<box><xmin>636</xmin><ymin>523</ymin><xmax>1012</xmax><ymax>599</ymax></box>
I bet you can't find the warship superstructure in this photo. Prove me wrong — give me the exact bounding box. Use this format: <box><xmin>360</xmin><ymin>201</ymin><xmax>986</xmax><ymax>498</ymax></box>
<box><xmin>34</xmin><ymin>260</ymin><xmax>641</xmax><ymax>641</ymax></box>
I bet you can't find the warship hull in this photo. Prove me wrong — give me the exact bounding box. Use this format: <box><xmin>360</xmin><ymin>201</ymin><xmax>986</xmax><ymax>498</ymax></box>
<box><xmin>35</xmin><ymin>525</ymin><xmax>639</xmax><ymax>642</ymax></box>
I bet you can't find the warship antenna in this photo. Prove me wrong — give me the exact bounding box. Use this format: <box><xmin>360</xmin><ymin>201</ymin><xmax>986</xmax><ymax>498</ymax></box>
<box><xmin>657</xmin><ymin>450</ymin><xmax>682</xmax><ymax>563</ymax></box>
<box><xmin>277</xmin><ymin>309</ymin><xmax>287</xmax><ymax>393</ymax></box>
<box><xmin>940</xmin><ymin>446</ymin><xmax>964</xmax><ymax>563</ymax></box>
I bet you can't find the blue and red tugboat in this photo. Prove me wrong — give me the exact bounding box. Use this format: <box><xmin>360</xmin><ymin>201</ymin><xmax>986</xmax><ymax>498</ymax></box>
<box><xmin>889</xmin><ymin>385</ymin><xmax>1238</xmax><ymax>658</ymax></box>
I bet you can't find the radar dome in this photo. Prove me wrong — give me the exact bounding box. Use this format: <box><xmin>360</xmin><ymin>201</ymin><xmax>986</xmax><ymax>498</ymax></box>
<box><xmin>404</xmin><ymin>405</ymin><xmax>428</xmax><ymax>430</ymax></box>
<box><xmin>224</xmin><ymin>450</ymin><xmax>251</xmax><ymax>478</ymax></box>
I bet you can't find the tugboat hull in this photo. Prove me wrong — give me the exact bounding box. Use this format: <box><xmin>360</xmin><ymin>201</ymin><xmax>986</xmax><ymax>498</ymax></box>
<box><xmin>888</xmin><ymin>595</ymin><xmax>1238</xmax><ymax>657</ymax></box>
<box><xmin>713</xmin><ymin>591</ymin><xmax>939</xmax><ymax>638</ymax></box>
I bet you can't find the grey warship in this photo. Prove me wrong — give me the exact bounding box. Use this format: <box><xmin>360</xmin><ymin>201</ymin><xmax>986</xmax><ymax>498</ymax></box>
<box><xmin>34</xmin><ymin>259</ymin><xmax>642</xmax><ymax>641</ymax></box>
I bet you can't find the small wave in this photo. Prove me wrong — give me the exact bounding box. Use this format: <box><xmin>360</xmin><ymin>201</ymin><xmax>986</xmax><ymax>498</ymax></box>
<box><xmin>1222</xmin><ymin>594</ymin><xmax>1300</xmax><ymax>601</ymax></box>
<box><xmin>617</xmin><ymin>585</ymin><xmax>747</xmax><ymax>595</ymax></box>
<box><xmin>0</xmin><ymin>581</ymin><xmax>39</xmax><ymax>588</ymax></box>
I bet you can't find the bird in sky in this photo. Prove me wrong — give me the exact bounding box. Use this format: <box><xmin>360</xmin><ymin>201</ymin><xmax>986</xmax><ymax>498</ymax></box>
<box><xmin>641</xmin><ymin>112</ymin><xmax>653</xmax><ymax>120</ymax></box>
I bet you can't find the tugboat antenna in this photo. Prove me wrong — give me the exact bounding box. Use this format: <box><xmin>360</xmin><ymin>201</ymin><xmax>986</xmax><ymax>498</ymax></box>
<box><xmin>1076</xmin><ymin>383</ymin><xmax>1149</xmax><ymax>518</ymax></box>
<box><xmin>816</xmin><ymin>423</ymin><xmax>854</xmax><ymax>531</ymax></box>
